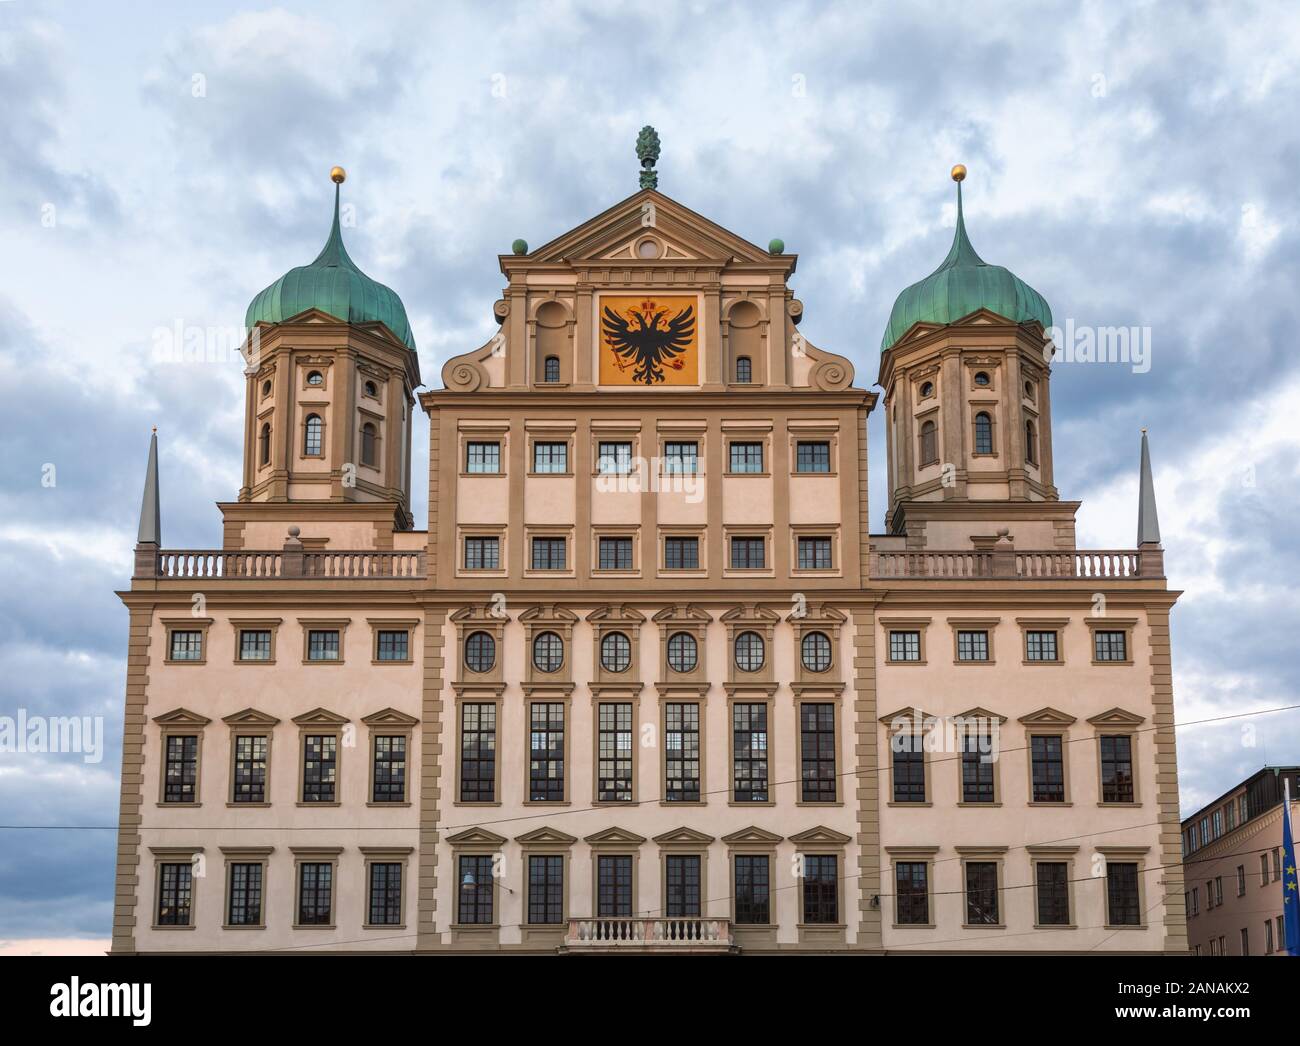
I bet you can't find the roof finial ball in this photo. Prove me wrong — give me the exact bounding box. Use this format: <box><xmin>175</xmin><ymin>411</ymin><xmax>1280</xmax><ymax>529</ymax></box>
<box><xmin>330</xmin><ymin>166</ymin><xmax>347</xmax><ymax>185</ymax></box>
<box><xmin>951</xmin><ymin>163</ymin><xmax>967</xmax><ymax>182</ymax></box>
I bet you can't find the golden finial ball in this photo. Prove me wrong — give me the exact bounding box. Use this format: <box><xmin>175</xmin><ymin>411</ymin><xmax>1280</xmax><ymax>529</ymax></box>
<box><xmin>951</xmin><ymin>164</ymin><xmax>967</xmax><ymax>182</ymax></box>
<box><xmin>330</xmin><ymin>166</ymin><xmax>347</xmax><ymax>184</ymax></box>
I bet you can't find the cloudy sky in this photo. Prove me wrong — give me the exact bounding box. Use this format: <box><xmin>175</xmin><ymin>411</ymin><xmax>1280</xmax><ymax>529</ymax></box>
<box><xmin>2</xmin><ymin>0</ymin><xmax>1297</xmax><ymax>948</ymax></box>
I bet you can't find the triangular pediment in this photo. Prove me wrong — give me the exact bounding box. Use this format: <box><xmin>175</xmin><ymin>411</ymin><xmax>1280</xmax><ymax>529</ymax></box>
<box><xmin>950</xmin><ymin>306</ymin><xmax>1020</xmax><ymax>329</ymax></box>
<box><xmin>524</xmin><ymin>190</ymin><xmax>773</xmax><ymax>266</ymax></box>
<box><xmin>789</xmin><ymin>826</ymin><xmax>853</xmax><ymax>845</ymax></box>
<box><xmin>291</xmin><ymin>707</ymin><xmax>351</xmax><ymax>726</ymax></box>
<box><xmin>652</xmin><ymin>826</ymin><xmax>717</xmax><ymax>846</ymax></box>
<box><xmin>446</xmin><ymin>827</ymin><xmax>508</xmax><ymax>846</ymax></box>
<box><xmin>1018</xmin><ymin>706</ymin><xmax>1078</xmax><ymax>727</ymax></box>
<box><xmin>221</xmin><ymin>707</ymin><xmax>280</xmax><ymax>727</ymax></box>
<box><xmin>721</xmin><ymin>826</ymin><xmax>784</xmax><ymax>845</ymax></box>
<box><xmin>1086</xmin><ymin>707</ymin><xmax>1147</xmax><ymax>727</ymax></box>
<box><xmin>513</xmin><ymin>826</ymin><xmax>579</xmax><ymax>846</ymax></box>
<box><xmin>152</xmin><ymin>707</ymin><xmax>212</xmax><ymax>727</ymax></box>
<box><xmin>583</xmin><ymin>826</ymin><xmax>647</xmax><ymax>846</ymax></box>
<box><xmin>360</xmin><ymin>707</ymin><xmax>420</xmax><ymax>727</ymax></box>
<box><xmin>955</xmin><ymin>706</ymin><xmax>1009</xmax><ymax>725</ymax></box>
<box><xmin>878</xmin><ymin>706</ymin><xmax>934</xmax><ymax>726</ymax></box>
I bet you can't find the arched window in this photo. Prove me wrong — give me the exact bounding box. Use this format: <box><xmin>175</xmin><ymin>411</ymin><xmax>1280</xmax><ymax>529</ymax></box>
<box><xmin>465</xmin><ymin>631</ymin><xmax>495</xmax><ymax>673</ymax></box>
<box><xmin>258</xmin><ymin>422</ymin><xmax>271</xmax><ymax>466</ymax></box>
<box><xmin>667</xmin><ymin>632</ymin><xmax>697</xmax><ymax>673</ymax></box>
<box><xmin>1025</xmin><ymin>420</ymin><xmax>1038</xmax><ymax>465</ymax></box>
<box><xmin>735</xmin><ymin>356</ymin><xmax>752</xmax><ymax>383</ymax></box>
<box><xmin>304</xmin><ymin>414</ymin><xmax>323</xmax><ymax>456</ymax></box>
<box><xmin>544</xmin><ymin>356</ymin><xmax>560</xmax><ymax>383</ymax></box>
<box><xmin>364</xmin><ymin>380</ymin><xmax>378</xmax><ymax>398</ymax></box>
<box><xmin>734</xmin><ymin>631</ymin><xmax>765</xmax><ymax>673</ymax></box>
<box><xmin>532</xmin><ymin>631</ymin><xmax>564</xmax><ymax>673</ymax></box>
<box><xmin>974</xmin><ymin>412</ymin><xmax>993</xmax><ymax>455</ymax></box>
<box><xmin>600</xmin><ymin>632</ymin><xmax>631</xmax><ymax>672</ymax></box>
<box><xmin>801</xmin><ymin>631</ymin><xmax>832</xmax><ymax>673</ymax></box>
<box><xmin>919</xmin><ymin>419</ymin><xmax>937</xmax><ymax>465</ymax></box>
<box><xmin>361</xmin><ymin>422</ymin><xmax>377</xmax><ymax>467</ymax></box>
<box><xmin>261</xmin><ymin>380</ymin><xmax>272</xmax><ymax>398</ymax></box>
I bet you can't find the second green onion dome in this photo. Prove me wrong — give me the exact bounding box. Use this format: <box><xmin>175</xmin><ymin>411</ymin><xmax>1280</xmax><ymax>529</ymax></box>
<box><xmin>246</xmin><ymin>168</ymin><xmax>416</xmax><ymax>351</ymax></box>
<box><xmin>880</xmin><ymin>167</ymin><xmax>1051</xmax><ymax>353</ymax></box>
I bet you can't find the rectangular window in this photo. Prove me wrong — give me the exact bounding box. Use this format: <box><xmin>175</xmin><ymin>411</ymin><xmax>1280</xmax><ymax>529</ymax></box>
<box><xmin>803</xmin><ymin>854</ymin><xmax>839</xmax><ymax>924</ymax></box>
<box><xmin>1106</xmin><ymin>862</ymin><xmax>1141</xmax><ymax>925</ymax></box>
<box><xmin>597</xmin><ymin>855</ymin><xmax>633</xmax><ymax>917</ymax></box>
<box><xmin>464</xmin><ymin>536</ymin><xmax>500</xmax><ymax>571</ymax></box>
<box><xmin>664</xmin><ymin>536</ymin><xmax>700</xmax><ymax>570</ymax></box>
<box><xmin>729</xmin><ymin>441</ymin><xmax>764</xmax><ymax>473</ymax></box>
<box><xmin>169</xmin><ymin>630</ymin><xmax>203</xmax><ymax>661</ymax></box>
<box><xmin>734</xmin><ymin>855</ymin><xmax>771</xmax><ymax>925</ymax></box>
<box><xmin>795</xmin><ymin>440</ymin><xmax>831</xmax><ymax>473</ymax></box>
<box><xmin>465</xmin><ymin>441</ymin><xmax>500</xmax><ymax>474</ymax></box>
<box><xmin>597</xmin><ymin>536</ymin><xmax>634</xmax><ymax>571</ymax></box>
<box><xmin>1261</xmin><ymin>852</ymin><xmax>1269</xmax><ymax>885</ymax></box>
<box><xmin>376</xmin><ymin>629</ymin><xmax>409</xmax><ymax>662</ymax></box>
<box><xmin>796</xmin><ymin>536</ymin><xmax>833</xmax><ymax>570</ymax></box>
<box><xmin>1094</xmin><ymin>629</ymin><xmax>1128</xmax><ymax>661</ymax></box>
<box><xmin>307</xmin><ymin>629</ymin><xmax>340</xmax><ymax>661</ymax></box>
<box><xmin>960</xmin><ymin>732</ymin><xmax>994</xmax><ymax>804</ymax></box>
<box><xmin>889</xmin><ymin>630</ymin><xmax>921</xmax><ymax>662</ymax></box>
<box><xmin>459</xmin><ymin>703</ymin><xmax>496</xmax><ymax>803</ymax></box>
<box><xmin>663</xmin><ymin>441</ymin><xmax>698</xmax><ymax>473</ymax></box>
<box><xmin>1190</xmin><ymin>886</ymin><xmax>1199</xmax><ymax>915</ymax></box>
<box><xmin>1214</xmin><ymin>876</ymin><xmax>1223</xmax><ymax>906</ymax></box>
<box><xmin>157</xmin><ymin>862</ymin><xmax>193</xmax><ymax>926</ymax></box>
<box><xmin>530</xmin><ymin>537</ymin><xmax>567</xmax><ymax>570</ymax></box>
<box><xmin>238</xmin><ymin>629</ymin><xmax>272</xmax><ymax>661</ymax></box>
<box><xmin>1237</xmin><ymin>865</ymin><xmax>1247</xmax><ymax>896</ymax></box>
<box><xmin>302</xmin><ymin>734</ymin><xmax>337</xmax><ymax>803</ymax></box>
<box><xmin>1266</xmin><ymin>919</ymin><xmax>1275</xmax><ymax>953</ymax></box>
<box><xmin>163</xmin><ymin>735</ymin><xmax>198</xmax><ymax>803</ymax></box>
<box><xmin>891</xmin><ymin>736</ymin><xmax>926</xmax><ymax>803</ymax></box>
<box><xmin>1227</xmin><ymin>801</ymin><xmax>1237</xmax><ymax>830</ymax></box>
<box><xmin>1240</xmin><ymin>927</ymin><xmax>1249</xmax><ymax>956</ymax></box>
<box><xmin>1030</xmin><ymin>735</ymin><xmax>1065</xmax><ymax>803</ymax></box>
<box><xmin>729</xmin><ymin>536</ymin><xmax>766</xmax><ymax>570</ymax></box>
<box><xmin>965</xmin><ymin>862</ymin><xmax>999</xmax><ymax>925</ymax></box>
<box><xmin>532</xmin><ymin>441</ymin><xmax>568</xmax><ymax>474</ymax></box>
<box><xmin>664</xmin><ymin>703</ymin><xmax>701</xmax><ymax>802</ymax></box>
<box><xmin>1025</xmin><ymin>630</ymin><xmax>1058</xmax><ymax>662</ymax></box>
<box><xmin>1100</xmin><ymin>735</ymin><xmax>1135</xmax><ymax>803</ymax></box>
<box><xmin>1212</xmin><ymin>809</ymin><xmax>1223</xmax><ymax>838</ymax></box>
<box><xmin>368</xmin><ymin>862</ymin><xmax>403</xmax><ymax>925</ymax></box>
<box><xmin>597</xmin><ymin>441</ymin><xmax>633</xmax><ymax>474</ymax></box>
<box><xmin>732</xmin><ymin>703</ymin><xmax>769</xmax><ymax>802</ymax></box>
<box><xmin>956</xmin><ymin>630</ymin><xmax>989</xmax><ymax>662</ymax></box>
<box><xmin>665</xmin><ymin>855</ymin><xmax>702</xmax><ymax>917</ymax></box>
<box><xmin>232</xmin><ymin>735</ymin><xmax>268</xmax><ymax>803</ymax></box>
<box><xmin>895</xmin><ymin>862</ymin><xmax>929</xmax><ymax>925</ymax></box>
<box><xmin>1035</xmin><ymin>862</ymin><xmax>1070</xmax><ymax>925</ymax></box>
<box><xmin>1273</xmin><ymin>848</ymin><xmax>1282</xmax><ymax>880</ymax></box>
<box><xmin>800</xmin><ymin>703</ymin><xmax>837</xmax><ymax>803</ymax></box>
<box><xmin>597</xmin><ymin>703</ymin><xmax>633</xmax><ymax>802</ymax></box>
<box><xmin>372</xmin><ymin>735</ymin><xmax>407</xmax><ymax>803</ymax></box>
<box><xmin>297</xmin><ymin>862</ymin><xmax>333</xmax><ymax>925</ymax></box>
<box><xmin>527</xmin><ymin>854</ymin><xmax>564</xmax><ymax>925</ymax></box>
<box><xmin>529</xmin><ymin>702</ymin><xmax>565</xmax><ymax>802</ymax></box>
<box><xmin>455</xmin><ymin>856</ymin><xmax>493</xmax><ymax>925</ymax></box>
<box><xmin>227</xmin><ymin>862</ymin><xmax>263</xmax><ymax>926</ymax></box>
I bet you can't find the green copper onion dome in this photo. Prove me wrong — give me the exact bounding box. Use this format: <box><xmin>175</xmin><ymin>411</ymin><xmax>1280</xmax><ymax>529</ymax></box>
<box><xmin>246</xmin><ymin>169</ymin><xmax>415</xmax><ymax>350</ymax></box>
<box><xmin>880</xmin><ymin>167</ymin><xmax>1050</xmax><ymax>352</ymax></box>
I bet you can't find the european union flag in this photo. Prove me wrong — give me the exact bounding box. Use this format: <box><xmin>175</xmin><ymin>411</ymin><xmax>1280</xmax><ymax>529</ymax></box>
<box><xmin>1284</xmin><ymin>776</ymin><xmax>1299</xmax><ymax>956</ymax></box>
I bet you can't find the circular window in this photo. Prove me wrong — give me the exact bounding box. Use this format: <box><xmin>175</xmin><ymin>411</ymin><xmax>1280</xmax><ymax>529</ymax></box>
<box><xmin>801</xmin><ymin>631</ymin><xmax>832</xmax><ymax>672</ymax></box>
<box><xmin>667</xmin><ymin>632</ymin><xmax>698</xmax><ymax>673</ymax></box>
<box><xmin>734</xmin><ymin>631</ymin><xmax>765</xmax><ymax>673</ymax></box>
<box><xmin>364</xmin><ymin>380</ymin><xmax>378</xmax><ymax>397</ymax></box>
<box><xmin>465</xmin><ymin>631</ymin><xmax>495</xmax><ymax>673</ymax></box>
<box><xmin>600</xmin><ymin>632</ymin><xmax>631</xmax><ymax>673</ymax></box>
<box><xmin>919</xmin><ymin>381</ymin><xmax>934</xmax><ymax>398</ymax></box>
<box><xmin>636</xmin><ymin>238</ymin><xmax>661</xmax><ymax>259</ymax></box>
<box><xmin>1024</xmin><ymin>380</ymin><xmax>1034</xmax><ymax>399</ymax></box>
<box><xmin>974</xmin><ymin>371</ymin><xmax>990</xmax><ymax>387</ymax></box>
<box><xmin>306</xmin><ymin>370</ymin><xmax>324</xmax><ymax>386</ymax></box>
<box><xmin>261</xmin><ymin>380</ymin><xmax>272</xmax><ymax>397</ymax></box>
<box><xmin>532</xmin><ymin>631</ymin><xmax>564</xmax><ymax>673</ymax></box>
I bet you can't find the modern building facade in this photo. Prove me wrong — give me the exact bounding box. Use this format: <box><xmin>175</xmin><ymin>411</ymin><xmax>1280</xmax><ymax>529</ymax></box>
<box><xmin>1181</xmin><ymin>766</ymin><xmax>1298</xmax><ymax>956</ymax></box>
<box><xmin>110</xmin><ymin>143</ymin><xmax>1187</xmax><ymax>953</ymax></box>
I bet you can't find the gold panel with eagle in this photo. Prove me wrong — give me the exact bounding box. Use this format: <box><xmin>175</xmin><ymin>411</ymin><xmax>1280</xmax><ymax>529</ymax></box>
<box><xmin>599</xmin><ymin>295</ymin><xmax>698</xmax><ymax>386</ymax></box>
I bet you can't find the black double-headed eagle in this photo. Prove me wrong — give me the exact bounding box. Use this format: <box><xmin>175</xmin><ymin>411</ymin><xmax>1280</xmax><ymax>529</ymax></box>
<box><xmin>602</xmin><ymin>302</ymin><xmax>695</xmax><ymax>384</ymax></box>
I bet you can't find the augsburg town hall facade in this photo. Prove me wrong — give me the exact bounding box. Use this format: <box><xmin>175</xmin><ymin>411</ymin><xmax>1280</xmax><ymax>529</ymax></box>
<box><xmin>111</xmin><ymin>143</ymin><xmax>1185</xmax><ymax>954</ymax></box>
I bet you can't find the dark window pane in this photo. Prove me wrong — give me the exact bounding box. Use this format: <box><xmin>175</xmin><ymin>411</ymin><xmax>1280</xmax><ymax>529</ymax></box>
<box><xmin>597</xmin><ymin>855</ymin><xmax>632</xmax><ymax>917</ymax></box>
<box><xmin>376</xmin><ymin>630</ymin><xmax>409</xmax><ymax>661</ymax></box>
<box><xmin>527</xmin><ymin>855</ymin><xmax>564</xmax><ymax>925</ymax></box>
<box><xmin>529</xmin><ymin>702</ymin><xmax>565</xmax><ymax>802</ymax></box>
<box><xmin>896</xmin><ymin>862</ymin><xmax>929</xmax><ymax>924</ymax></box>
<box><xmin>667</xmin><ymin>631</ymin><xmax>698</xmax><ymax>672</ymax></box>
<box><xmin>965</xmin><ymin>862</ymin><xmax>999</xmax><ymax>924</ymax></box>
<box><xmin>459</xmin><ymin>704</ymin><xmax>496</xmax><ymax>803</ymax></box>
<box><xmin>664</xmin><ymin>703</ymin><xmax>700</xmax><ymax>802</ymax></box>
<box><xmin>800</xmin><ymin>703</ymin><xmax>836</xmax><ymax>802</ymax></box>
<box><xmin>302</xmin><ymin>734</ymin><xmax>337</xmax><ymax>803</ymax></box>
<box><xmin>1036</xmin><ymin>862</ymin><xmax>1070</xmax><ymax>925</ymax></box>
<box><xmin>891</xmin><ymin>736</ymin><xmax>926</xmax><ymax>803</ymax></box>
<box><xmin>889</xmin><ymin>630</ymin><xmax>921</xmax><ymax>661</ymax></box>
<box><xmin>1100</xmin><ymin>735</ymin><xmax>1135</xmax><ymax>802</ymax></box>
<box><xmin>803</xmin><ymin>855</ymin><xmax>838</xmax><ymax>924</ymax></box>
<box><xmin>531</xmin><ymin>537</ymin><xmax>567</xmax><ymax>570</ymax></box>
<box><xmin>1106</xmin><ymin>862</ymin><xmax>1141</xmax><ymax>925</ymax></box>
<box><xmin>795</xmin><ymin>441</ymin><xmax>831</xmax><ymax>473</ymax></box>
<box><xmin>1094</xmin><ymin>630</ymin><xmax>1127</xmax><ymax>661</ymax></box>
<box><xmin>797</xmin><ymin>537</ymin><xmax>833</xmax><ymax>570</ymax></box>
<box><xmin>1031</xmin><ymin>735</ymin><xmax>1065</xmax><ymax>803</ymax></box>
<box><xmin>664</xmin><ymin>537</ymin><xmax>700</xmax><ymax>570</ymax></box>
<box><xmin>163</xmin><ymin>735</ymin><xmax>198</xmax><ymax>803</ymax></box>
<box><xmin>729</xmin><ymin>441</ymin><xmax>763</xmax><ymax>473</ymax></box>
<box><xmin>960</xmin><ymin>732</ymin><xmax>995</xmax><ymax>803</ymax></box>
<box><xmin>157</xmin><ymin>863</ymin><xmax>193</xmax><ymax>926</ymax></box>
<box><xmin>734</xmin><ymin>855</ymin><xmax>771</xmax><ymax>924</ymax></box>
<box><xmin>956</xmin><ymin>630</ymin><xmax>989</xmax><ymax>661</ymax></box>
<box><xmin>732</xmin><ymin>703</ymin><xmax>769</xmax><ymax>802</ymax></box>
<box><xmin>1026</xmin><ymin>630</ymin><xmax>1058</xmax><ymax>661</ymax></box>
<box><xmin>730</xmin><ymin>537</ymin><xmax>766</xmax><ymax>569</ymax></box>
<box><xmin>368</xmin><ymin>862</ymin><xmax>403</xmax><ymax>925</ymax></box>
<box><xmin>734</xmin><ymin>630</ymin><xmax>765</xmax><ymax>672</ymax></box>
<box><xmin>232</xmin><ymin>735</ymin><xmax>268</xmax><ymax>803</ymax></box>
<box><xmin>227</xmin><ymin>862</ymin><xmax>263</xmax><ymax>926</ymax></box>
<box><xmin>464</xmin><ymin>537</ymin><xmax>500</xmax><ymax>570</ymax></box>
<box><xmin>169</xmin><ymin>630</ymin><xmax>202</xmax><ymax>661</ymax></box>
<box><xmin>238</xmin><ymin>629</ymin><xmax>271</xmax><ymax>661</ymax></box>
<box><xmin>372</xmin><ymin>735</ymin><xmax>407</xmax><ymax>803</ymax></box>
<box><xmin>665</xmin><ymin>855</ymin><xmax>701</xmax><ymax>917</ymax></box>
<box><xmin>465</xmin><ymin>631</ymin><xmax>495</xmax><ymax>672</ymax></box>
<box><xmin>307</xmin><ymin>629</ymin><xmax>339</xmax><ymax>661</ymax></box>
<box><xmin>298</xmin><ymin>862</ymin><xmax>333</xmax><ymax>925</ymax></box>
<box><xmin>597</xmin><ymin>703</ymin><xmax>633</xmax><ymax>802</ymax></box>
<box><xmin>598</xmin><ymin>537</ymin><xmax>634</xmax><ymax>570</ymax></box>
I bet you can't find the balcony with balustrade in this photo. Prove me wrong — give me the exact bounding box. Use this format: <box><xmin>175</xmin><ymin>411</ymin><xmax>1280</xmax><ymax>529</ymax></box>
<box><xmin>561</xmin><ymin>917</ymin><xmax>735</xmax><ymax>954</ymax></box>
